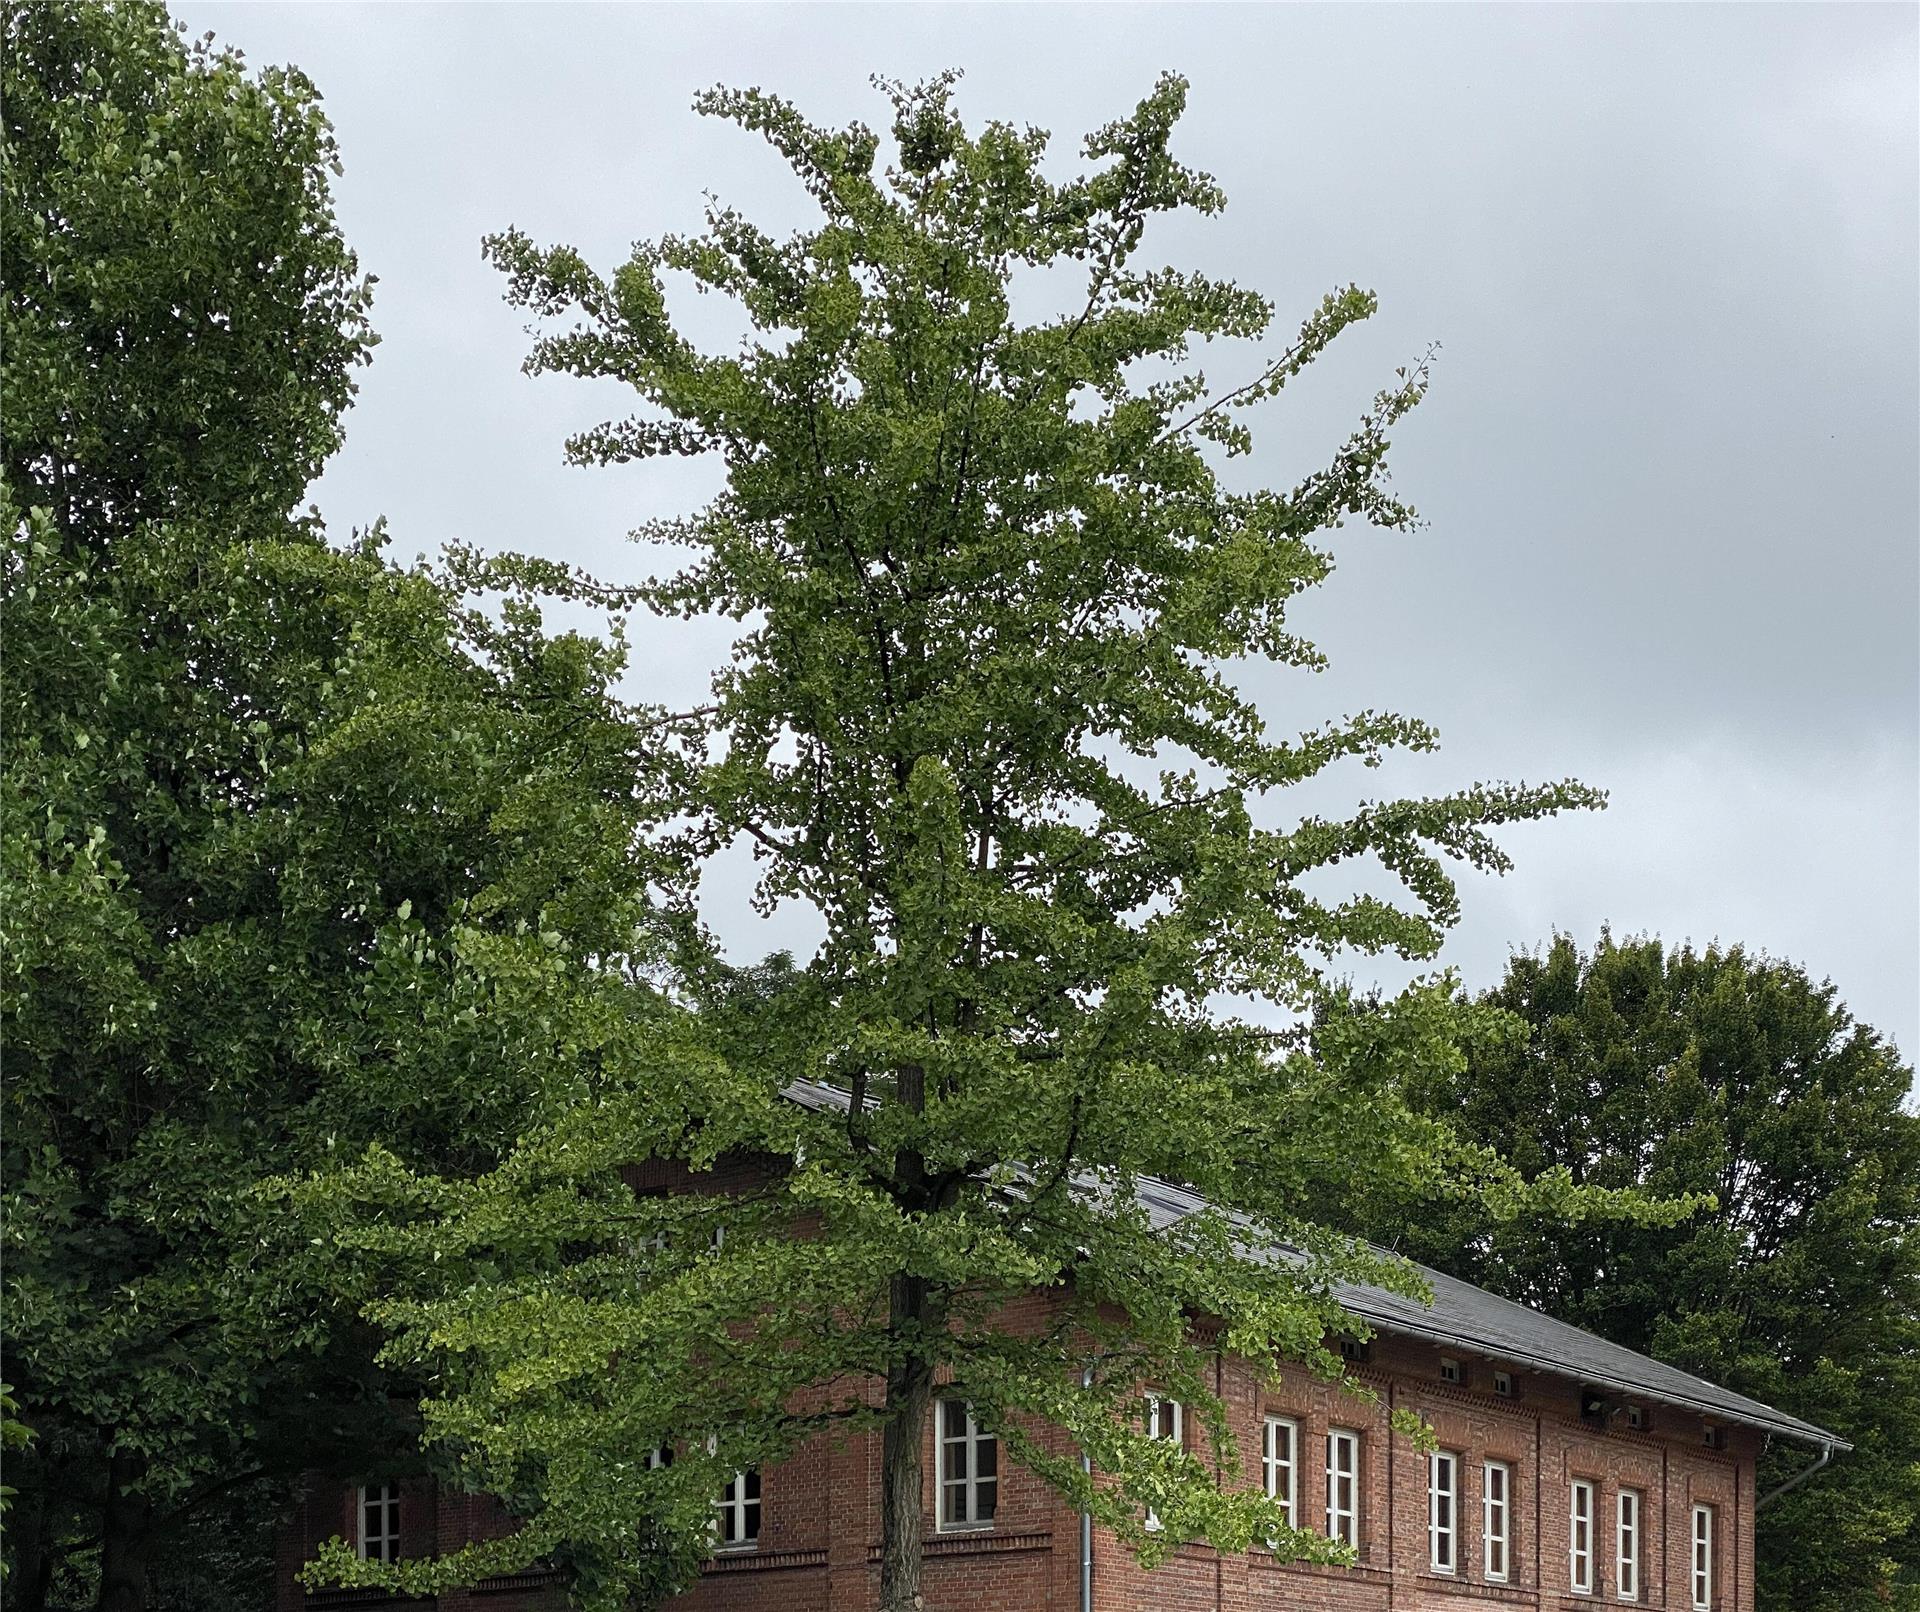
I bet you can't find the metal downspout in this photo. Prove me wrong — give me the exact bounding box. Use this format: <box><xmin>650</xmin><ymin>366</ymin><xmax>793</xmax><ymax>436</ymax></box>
<box><xmin>1081</xmin><ymin>1364</ymin><xmax>1094</xmax><ymax>1612</ymax></box>
<box><xmin>1756</xmin><ymin>1440</ymin><xmax>1834</xmax><ymax>1511</ymax></box>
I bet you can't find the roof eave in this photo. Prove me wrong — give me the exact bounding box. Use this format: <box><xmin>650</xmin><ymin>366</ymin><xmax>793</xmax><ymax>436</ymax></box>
<box><xmin>1348</xmin><ymin>1306</ymin><xmax>1851</xmax><ymax>1451</ymax></box>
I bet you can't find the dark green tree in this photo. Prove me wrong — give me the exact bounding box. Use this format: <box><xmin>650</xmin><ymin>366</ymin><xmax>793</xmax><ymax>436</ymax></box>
<box><xmin>293</xmin><ymin>74</ymin><xmax>1675</xmax><ymax>1612</ymax></box>
<box><xmin>1376</xmin><ymin>934</ymin><xmax>1920</xmax><ymax>1612</ymax></box>
<box><xmin>2</xmin><ymin>6</ymin><xmax>661</xmax><ymax>1607</ymax></box>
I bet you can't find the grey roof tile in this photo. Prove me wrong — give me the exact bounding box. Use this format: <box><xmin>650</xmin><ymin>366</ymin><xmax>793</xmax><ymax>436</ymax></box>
<box><xmin>781</xmin><ymin>1079</ymin><xmax>1846</xmax><ymax>1450</ymax></box>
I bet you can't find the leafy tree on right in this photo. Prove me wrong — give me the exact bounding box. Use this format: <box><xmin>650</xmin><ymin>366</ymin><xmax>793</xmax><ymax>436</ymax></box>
<box><xmin>1368</xmin><ymin>934</ymin><xmax>1920</xmax><ymax>1612</ymax></box>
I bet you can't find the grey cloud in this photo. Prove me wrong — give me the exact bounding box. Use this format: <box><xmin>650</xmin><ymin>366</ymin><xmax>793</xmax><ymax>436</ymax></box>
<box><xmin>184</xmin><ymin>2</ymin><xmax>1919</xmax><ymax>1059</ymax></box>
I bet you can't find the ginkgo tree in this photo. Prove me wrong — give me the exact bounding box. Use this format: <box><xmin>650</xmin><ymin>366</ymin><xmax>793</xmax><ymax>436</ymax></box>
<box><xmin>299</xmin><ymin>73</ymin><xmax>1678</xmax><ymax>1612</ymax></box>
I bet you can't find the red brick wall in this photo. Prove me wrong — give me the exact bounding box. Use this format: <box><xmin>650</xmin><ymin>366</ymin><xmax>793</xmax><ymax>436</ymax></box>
<box><xmin>281</xmin><ymin>1312</ymin><xmax>1762</xmax><ymax>1612</ymax></box>
<box><xmin>282</xmin><ymin>1154</ymin><xmax>1765</xmax><ymax>1611</ymax></box>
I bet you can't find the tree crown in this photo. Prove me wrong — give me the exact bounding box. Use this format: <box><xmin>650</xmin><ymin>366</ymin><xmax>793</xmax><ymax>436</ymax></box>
<box><xmin>297</xmin><ymin>74</ymin><xmax>1665</xmax><ymax>1607</ymax></box>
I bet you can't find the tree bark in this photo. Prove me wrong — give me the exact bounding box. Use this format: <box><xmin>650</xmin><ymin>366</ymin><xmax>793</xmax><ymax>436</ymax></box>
<box><xmin>95</xmin><ymin>1449</ymin><xmax>154</xmax><ymax>1612</ymax></box>
<box><xmin>878</xmin><ymin>1272</ymin><xmax>935</xmax><ymax>1612</ymax></box>
<box><xmin>8</xmin><ymin>1470</ymin><xmax>54</xmax><ymax>1612</ymax></box>
<box><xmin>877</xmin><ymin>1054</ymin><xmax>938</xmax><ymax>1612</ymax></box>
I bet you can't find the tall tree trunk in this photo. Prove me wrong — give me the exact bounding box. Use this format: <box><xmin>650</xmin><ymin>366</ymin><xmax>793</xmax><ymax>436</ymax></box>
<box><xmin>878</xmin><ymin>1272</ymin><xmax>935</xmax><ymax>1612</ymax></box>
<box><xmin>9</xmin><ymin>1469</ymin><xmax>53</xmax><ymax>1612</ymax></box>
<box><xmin>95</xmin><ymin>1449</ymin><xmax>153</xmax><ymax>1612</ymax></box>
<box><xmin>878</xmin><ymin>1056</ymin><xmax>938</xmax><ymax>1612</ymax></box>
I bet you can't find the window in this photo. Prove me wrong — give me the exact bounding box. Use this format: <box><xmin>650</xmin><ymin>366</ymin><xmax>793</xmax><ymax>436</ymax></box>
<box><xmin>646</xmin><ymin>1443</ymin><xmax>673</xmax><ymax>1470</ymax></box>
<box><xmin>1569</xmin><ymin>1479</ymin><xmax>1595</xmax><ymax>1593</ymax></box>
<box><xmin>1493</xmin><ymin>1370</ymin><xmax>1515</xmax><ymax>1398</ymax></box>
<box><xmin>1337</xmin><ymin>1336</ymin><xmax>1370</xmax><ymax>1364</ymax></box>
<box><xmin>1428</xmin><ymin>1450</ymin><xmax>1459</xmax><ymax>1573</ymax></box>
<box><xmin>1142</xmin><ymin>1395</ymin><xmax>1182</xmax><ymax>1531</ymax></box>
<box><xmin>714</xmin><ymin>1466</ymin><xmax>761</xmax><ymax>1549</ymax></box>
<box><xmin>633</xmin><ymin>1192</ymin><xmax>670</xmax><ymax>1254</ymax></box>
<box><xmin>1144</xmin><ymin>1394</ymin><xmax>1183</xmax><ymax>1447</ymax></box>
<box><xmin>357</xmin><ymin>1484</ymin><xmax>400</xmax><ymax>1564</ymax></box>
<box><xmin>1691</xmin><ymin>1504</ymin><xmax>1715</xmax><ymax>1609</ymax></box>
<box><xmin>1625</xmin><ymin>1404</ymin><xmax>1646</xmax><ymax>1431</ymax></box>
<box><xmin>1616</xmin><ymin>1487</ymin><xmax>1642</xmax><ymax>1601</ymax></box>
<box><xmin>936</xmin><ymin>1399</ymin><xmax>997</xmax><ymax>1530</ymax></box>
<box><xmin>1325</xmin><ymin>1427</ymin><xmax>1360</xmax><ymax>1546</ymax></box>
<box><xmin>1483</xmin><ymin>1460</ymin><xmax>1511</xmax><ymax>1582</ymax></box>
<box><xmin>1261</xmin><ymin>1415</ymin><xmax>1298</xmax><ymax>1530</ymax></box>
<box><xmin>1439</xmin><ymin>1357</ymin><xmax>1463</xmax><ymax>1385</ymax></box>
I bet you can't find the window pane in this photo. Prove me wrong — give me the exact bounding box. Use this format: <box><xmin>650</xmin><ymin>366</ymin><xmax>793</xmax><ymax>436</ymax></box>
<box><xmin>1326</xmin><ymin>1430</ymin><xmax>1359</xmax><ymax>1545</ymax></box>
<box><xmin>1619</xmin><ymin>1489</ymin><xmax>1641</xmax><ymax>1599</ymax></box>
<box><xmin>937</xmin><ymin>1400</ymin><xmax>997</xmax><ymax>1530</ymax></box>
<box><xmin>359</xmin><ymin>1486</ymin><xmax>399</xmax><ymax>1564</ymax></box>
<box><xmin>1484</xmin><ymin>1461</ymin><xmax>1509</xmax><ymax>1581</ymax></box>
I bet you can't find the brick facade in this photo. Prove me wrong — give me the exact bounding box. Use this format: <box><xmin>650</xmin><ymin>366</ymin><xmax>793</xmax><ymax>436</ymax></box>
<box><xmin>282</xmin><ymin>1143</ymin><xmax>1777</xmax><ymax>1610</ymax></box>
<box><xmin>279</xmin><ymin>1314</ymin><xmax>1759</xmax><ymax>1612</ymax></box>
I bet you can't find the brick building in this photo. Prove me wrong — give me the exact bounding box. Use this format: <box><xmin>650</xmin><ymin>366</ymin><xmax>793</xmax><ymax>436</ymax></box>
<box><xmin>281</xmin><ymin>1085</ymin><xmax>1844</xmax><ymax>1612</ymax></box>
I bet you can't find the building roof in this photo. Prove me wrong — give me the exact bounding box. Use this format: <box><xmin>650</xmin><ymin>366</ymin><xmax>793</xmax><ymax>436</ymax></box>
<box><xmin>1132</xmin><ymin>1176</ymin><xmax>1847</xmax><ymax>1451</ymax></box>
<box><xmin>784</xmin><ymin>1079</ymin><xmax>1847</xmax><ymax>1451</ymax></box>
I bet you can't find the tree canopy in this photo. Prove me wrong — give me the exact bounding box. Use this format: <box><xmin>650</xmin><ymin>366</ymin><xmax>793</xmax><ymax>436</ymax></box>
<box><xmin>1</xmin><ymin>6</ymin><xmax>659</xmax><ymax>1606</ymax></box>
<box><xmin>296</xmin><ymin>73</ymin><xmax>1671</xmax><ymax>1612</ymax></box>
<box><xmin>1370</xmin><ymin>934</ymin><xmax>1920</xmax><ymax>1612</ymax></box>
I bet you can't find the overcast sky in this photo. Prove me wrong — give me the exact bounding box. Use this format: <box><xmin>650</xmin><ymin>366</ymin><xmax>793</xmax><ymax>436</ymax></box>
<box><xmin>186</xmin><ymin>2</ymin><xmax>1919</xmax><ymax>1065</ymax></box>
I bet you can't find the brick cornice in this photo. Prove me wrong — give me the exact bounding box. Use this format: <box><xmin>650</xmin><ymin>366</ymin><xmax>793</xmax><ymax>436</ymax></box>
<box><xmin>701</xmin><ymin>1547</ymin><xmax>830</xmax><ymax>1574</ymax></box>
<box><xmin>864</xmin><ymin>1529</ymin><xmax>1053</xmax><ymax>1562</ymax></box>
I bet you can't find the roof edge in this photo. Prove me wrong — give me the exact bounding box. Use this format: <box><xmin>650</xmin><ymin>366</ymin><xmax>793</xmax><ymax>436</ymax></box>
<box><xmin>1343</xmin><ymin>1306</ymin><xmax>1850</xmax><ymax>1451</ymax></box>
<box><xmin>777</xmin><ymin>1081</ymin><xmax>1850</xmax><ymax>1453</ymax></box>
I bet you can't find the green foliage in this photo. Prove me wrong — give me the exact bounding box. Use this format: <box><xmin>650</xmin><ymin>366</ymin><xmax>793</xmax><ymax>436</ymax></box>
<box><xmin>1371</xmin><ymin>934</ymin><xmax>1920</xmax><ymax>1612</ymax></box>
<box><xmin>2</xmin><ymin>1383</ymin><xmax>33</xmax><ymax>1573</ymax></box>
<box><xmin>294</xmin><ymin>74</ymin><xmax>1670</xmax><ymax>1610</ymax></box>
<box><xmin>2</xmin><ymin>5</ymin><xmax>661</xmax><ymax>1605</ymax></box>
<box><xmin>27</xmin><ymin>1475</ymin><xmax>283</xmax><ymax>1612</ymax></box>
<box><xmin>1</xmin><ymin>0</ymin><xmax>373</xmax><ymax>542</ymax></box>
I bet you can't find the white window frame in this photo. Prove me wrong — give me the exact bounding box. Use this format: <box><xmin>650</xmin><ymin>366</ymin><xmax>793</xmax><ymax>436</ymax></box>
<box><xmin>646</xmin><ymin>1442</ymin><xmax>673</xmax><ymax>1470</ymax></box>
<box><xmin>1570</xmin><ymin>1478</ymin><xmax>1595</xmax><ymax>1593</ymax></box>
<box><xmin>1261</xmin><ymin>1414</ymin><xmax>1298</xmax><ymax>1531</ymax></box>
<box><xmin>935</xmin><ymin>1398</ymin><xmax>997</xmax><ymax>1531</ymax></box>
<box><xmin>1483</xmin><ymin>1459</ymin><xmax>1511</xmax><ymax>1582</ymax></box>
<box><xmin>1691</xmin><ymin>1503</ymin><xmax>1715</xmax><ymax>1609</ymax></box>
<box><xmin>1325</xmin><ymin>1427</ymin><xmax>1360</xmax><ymax>1546</ymax></box>
<box><xmin>356</xmin><ymin>1483</ymin><xmax>400</xmax><ymax>1564</ymax></box>
<box><xmin>704</xmin><ymin>1433</ymin><xmax>759</xmax><ymax>1550</ymax></box>
<box><xmin>1144</xmin><ymin>1393</ymin><xmax>1183</xmax><ymax>1445</ymax></box>
<box><xmin>713</xmin><ymin>1464</ymin><xmax>760</xmax><ymax>1550</ymax></box>
<box><xmin>1141</xmin><ymin>1394</ymin><xmax>1183</xmax><ymax>1531</ymax></box>
<box><xmin>1616</xmin><ymin>1486</ymin><xmax>1642</xmax><ymax>1601</ymax></box>
<box><xmin>1428</xmin><ymin>1449</ymin><xmax>1459</xmax><ymax>1573</ymax></box>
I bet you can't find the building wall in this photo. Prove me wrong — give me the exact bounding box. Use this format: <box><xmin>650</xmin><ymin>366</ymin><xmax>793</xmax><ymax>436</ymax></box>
<box><xmin>280</xmin><ymin>1316</ymin><xmax>1759</xmax><ymax>1612</ymax></box>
